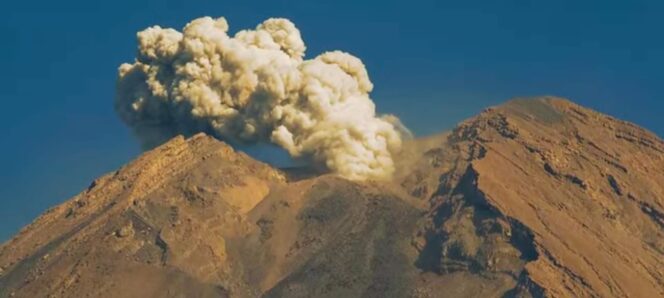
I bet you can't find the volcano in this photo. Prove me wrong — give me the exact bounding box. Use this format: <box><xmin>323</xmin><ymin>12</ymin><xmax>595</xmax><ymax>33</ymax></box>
<box><xmin>1</xmin><ymin>97</ymin><xmax>663</xmax><ymax>297</ymax></box>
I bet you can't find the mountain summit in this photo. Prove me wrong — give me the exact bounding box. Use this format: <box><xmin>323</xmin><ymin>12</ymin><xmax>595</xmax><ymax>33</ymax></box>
<box><xmin>1</xmin><ymin>97</ymin><xmax>663</xmax><ymax>297</ymax></box>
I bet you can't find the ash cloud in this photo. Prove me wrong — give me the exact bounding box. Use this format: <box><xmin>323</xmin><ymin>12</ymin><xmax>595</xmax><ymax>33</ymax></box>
<box><xmin>116</xmin><ymin>17</ymin><xmax>410</xmax><ymax>180</ymax></box>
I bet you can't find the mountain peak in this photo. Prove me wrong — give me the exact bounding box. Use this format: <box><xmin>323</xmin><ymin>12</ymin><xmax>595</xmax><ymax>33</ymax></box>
<box><xmin>405</xmin><ymin>96</ymin><xmax>664</xmax><ymax>297</ymax></box>
<box><xmin>2</xmin><ymin>99</ymin><xmax>663</xmax><ymax>297</ymax></box>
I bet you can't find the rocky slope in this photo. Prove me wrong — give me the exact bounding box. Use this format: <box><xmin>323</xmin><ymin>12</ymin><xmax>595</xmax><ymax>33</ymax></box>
<box><xmin>1</xmin><ymin>97</ymin><xmax>663</xmax><ymax>297</ymax></box>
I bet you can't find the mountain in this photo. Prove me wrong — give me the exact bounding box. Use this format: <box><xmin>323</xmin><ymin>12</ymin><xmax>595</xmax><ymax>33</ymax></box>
<box><xmin>1</xmin><ymin>97</ymin><xmax>663</xmax><ymax>297</ymax></box>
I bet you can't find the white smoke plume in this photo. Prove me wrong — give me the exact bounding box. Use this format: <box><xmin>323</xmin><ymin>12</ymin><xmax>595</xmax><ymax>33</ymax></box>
<box><xmin>116</xmin><ymin>16</ymin><xmax>410</xmax><ymax>180</ymax></box>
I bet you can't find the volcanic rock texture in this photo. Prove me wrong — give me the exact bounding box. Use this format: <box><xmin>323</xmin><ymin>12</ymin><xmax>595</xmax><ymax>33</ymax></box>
<box><xmin>1</xmin><ymin>97</ymin><xmax>663</xmax><ymax>297</ymax></box>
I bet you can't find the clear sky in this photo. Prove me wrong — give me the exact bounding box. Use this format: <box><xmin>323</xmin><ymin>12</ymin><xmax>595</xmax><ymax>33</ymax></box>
<box><xmin>1</xmin><ymin>0</ymin><xmax>662</xmax><ymax>241</ymax></box>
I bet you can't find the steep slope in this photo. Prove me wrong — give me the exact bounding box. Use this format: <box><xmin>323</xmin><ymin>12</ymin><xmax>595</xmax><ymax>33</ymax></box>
<box><xmin>1</xmin><ymin>97</ymin><xmax>663</xmax><ymax>297</ymax></box>
<box><xmin>0</xmin><ymin>134</ymin><xmax>428</xmax><ymax>297</ymax></box>
<box><xmin>0</xmin><ymin>134</ymin><xmax>286</xmax><ymax>297</ymax></box>
<box><xmin>403</xmin><ymin>97</ymin><xmax>664</xmax><ymax>297</ymax></box>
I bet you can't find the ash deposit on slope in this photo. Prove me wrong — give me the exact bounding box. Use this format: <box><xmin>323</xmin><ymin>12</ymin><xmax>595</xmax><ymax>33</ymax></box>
<box><xmin>116</xmin><ymin>16</ymin><xmax>410</xmax><ymax>181</ymax></box>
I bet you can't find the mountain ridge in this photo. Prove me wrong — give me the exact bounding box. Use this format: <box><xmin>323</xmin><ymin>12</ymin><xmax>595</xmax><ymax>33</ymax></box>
<box><xmin>1</xmin><ymin>97</ymin><xmax>663</xmax><ymax>297</ymax></box>
<box><xmin>432</xmin><ymin>97</ymin><xmax>662</xmax><ymax>297</ymax></box>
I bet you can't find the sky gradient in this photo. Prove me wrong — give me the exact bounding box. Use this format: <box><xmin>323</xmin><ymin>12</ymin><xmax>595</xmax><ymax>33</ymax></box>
<box><xmin>1</xmin><ymin>0</ymin><xmax>663</xmax><ymax>241</ymax></box>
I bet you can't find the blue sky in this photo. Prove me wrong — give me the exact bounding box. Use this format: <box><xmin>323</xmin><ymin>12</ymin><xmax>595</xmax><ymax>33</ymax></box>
<box><xmin>1</xmin><ymin>0</ymin><xmax>662</xmax><ymax>241</ymax></box>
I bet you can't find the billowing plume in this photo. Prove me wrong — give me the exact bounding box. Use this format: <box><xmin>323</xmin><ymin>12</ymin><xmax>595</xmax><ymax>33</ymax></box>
<box><xmin>116</xmin><ymin>17</ymin><xmax>409</xmax><ymax>180</ymax></box>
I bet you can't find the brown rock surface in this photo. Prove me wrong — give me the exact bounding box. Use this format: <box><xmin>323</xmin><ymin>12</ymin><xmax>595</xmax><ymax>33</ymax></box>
<box><xmin>1</xmin><ymin>97</ymin><xmax>663</xmax><ymax>297</ymax></box>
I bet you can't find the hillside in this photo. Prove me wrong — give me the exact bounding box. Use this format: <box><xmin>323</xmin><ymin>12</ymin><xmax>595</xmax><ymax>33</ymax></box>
<box><xmin>1</xmin><ymin>97</ymin><xmax>663</xmax><ymax>297</ymax></box>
